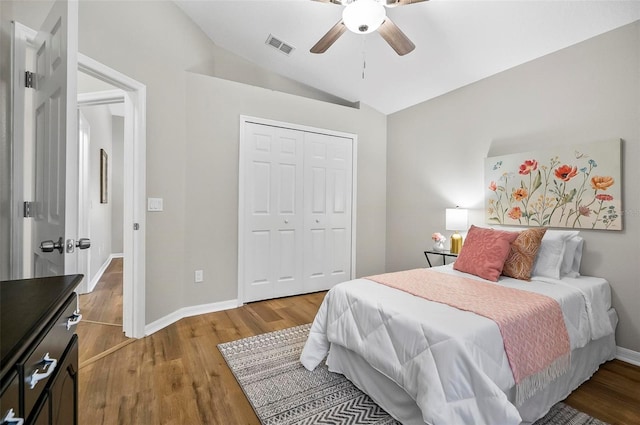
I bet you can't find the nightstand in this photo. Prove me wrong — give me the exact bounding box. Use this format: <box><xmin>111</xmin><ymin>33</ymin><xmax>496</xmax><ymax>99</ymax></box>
<box><xmin>424</xmin><ymin>250</ymin><xmax>459</xmax><ymax>267</ymax></box>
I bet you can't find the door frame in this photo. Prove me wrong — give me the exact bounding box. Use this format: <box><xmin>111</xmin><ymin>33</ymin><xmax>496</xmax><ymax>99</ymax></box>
<box><xmin>237</xmin><ymin>115</ymin><xmax>358</xmax><ymax>304</ymax></box>
<box><xmin>10</xmin><ymin>21</ymin><xmax>146</xmax><ymax>338</ymax></box>
<box><xmin>77</xmin><ymin>54</ymin><xmax>146</xmax><ymax>339</ymax></box>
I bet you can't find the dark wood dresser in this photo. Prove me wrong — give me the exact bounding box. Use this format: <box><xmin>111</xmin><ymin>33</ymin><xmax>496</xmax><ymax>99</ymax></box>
<box><xmin>1</xmin><ymin>275</ymin><xmax>83</xmax><ymax>425</ymax></box>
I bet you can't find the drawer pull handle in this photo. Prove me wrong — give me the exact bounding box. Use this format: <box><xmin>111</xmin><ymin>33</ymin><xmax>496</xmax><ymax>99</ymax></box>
<box><xmin>29</xmin><ymin>353</ymin><xmax>58</xmax><ymax>389</ymax></box>
<box><xmin>67</xmin><ymin>310</ymin><xmax>83</xmax><ymax>330</ymax></box>
<box><xmin>2</xmin><ymin>408</ymin><xmax>24</xmax><ymax>425</ymax></box>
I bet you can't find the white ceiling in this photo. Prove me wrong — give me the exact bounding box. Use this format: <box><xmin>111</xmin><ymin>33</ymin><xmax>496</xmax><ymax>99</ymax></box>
<box><xmin>175</xmin><ymin>0</ymin><xmax>640</xmax><ymax>115</ymax></box>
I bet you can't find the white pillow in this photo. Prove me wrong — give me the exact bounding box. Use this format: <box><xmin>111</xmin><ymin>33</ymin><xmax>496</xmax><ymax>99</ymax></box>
<box><xmin>561</xmin><ymin>236</ymin><xmax>584</xmax><ymax>277</ymax></box>
<box><xmin>532</xmin><ymin>230</ymin><xmax>579</xmax><ymax>279</ymax></box>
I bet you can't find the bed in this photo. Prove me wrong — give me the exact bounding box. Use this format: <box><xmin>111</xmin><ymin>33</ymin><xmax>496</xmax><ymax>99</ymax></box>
<box><xmin>300</xmin><ymin>227</ymin><xmax>617</xmax><ymax>425</ymax></box>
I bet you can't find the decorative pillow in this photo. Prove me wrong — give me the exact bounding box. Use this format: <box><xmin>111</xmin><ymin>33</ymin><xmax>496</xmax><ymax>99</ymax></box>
<box><xmin>453</xmin><ymin>225</ymin><xmax>519</xmax><ymax>281</ymax></box>
<box><xmin>531</xmin><ymin>230</ymin><xmax>580</xmax><ymax>279</ymax></box>
<box><xmin>502</xmin><ymin>227</ymin><xmax>547</xmax><ymax>281</ymax></box>
<box><xmin>561</xmin><ymin>236</ymin><xmax>584</xmax><ymax>277</ymax></box>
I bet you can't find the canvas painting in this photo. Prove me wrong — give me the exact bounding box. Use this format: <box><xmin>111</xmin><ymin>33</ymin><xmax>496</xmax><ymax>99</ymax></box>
<box><xmin>485</xmin><ymin>139</ymin><xmax>622</xmax><ymax>230</ymax></box>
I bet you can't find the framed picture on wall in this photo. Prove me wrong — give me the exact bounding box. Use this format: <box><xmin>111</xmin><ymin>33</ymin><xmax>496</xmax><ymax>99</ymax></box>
<box><xmin>484</xmin><ymin>139</ymin><xmax>622</xmax><ymax>230</ymax></box>
<box><xmin>100</xmin><ymin>148</ymin><xmax>108</xmax><ymax>204</ymax></box>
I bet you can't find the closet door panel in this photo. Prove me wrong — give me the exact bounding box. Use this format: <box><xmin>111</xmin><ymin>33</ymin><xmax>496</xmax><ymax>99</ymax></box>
<box><xmin>243</xmin><ymin>123</ymin><xmax>304</xmax><ymax>302</ymax></box>
<box><xmin>248</xmin><ymin>230</ymin><xmax>270</xmax><ymax>284</ymax></box>
<box><xmin>304</xmin><ymin>132</ymin><xmax>352</xmax><ymax>293</ymax></box>
<box><xmin>308</xmin><ymin>228</ymin><xmax>326</xmax><ymax>278</ymax></box>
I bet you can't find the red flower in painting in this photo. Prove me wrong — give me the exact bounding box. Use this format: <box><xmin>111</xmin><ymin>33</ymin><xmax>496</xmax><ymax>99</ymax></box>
<box><xmin>554</xmin><ymin>165</ymin><xmax>578</xmax><ymax>182</ymax></box>
<box><xmin>488</xmin><ymin>181</ymin><xmax>497</xmax><ymax>191</ymax></box>
<box><xmin>579</xmin><ymin>206</ymin><xmax>591</xmax><ymax>217</ymax></box>
<box><xmin>519</xmin><ymin>160</ymin><xmax>538</xmax><ymax>175</ymax></box>
<box><xmin>596</xmin><ymin>194</ymin><xmax>613</xmax><ymax>202</ymax></box>
<box><xmin>508</xmin><ymin>207</ymin><xmax>522</xmax><ymax>220</ymax></box>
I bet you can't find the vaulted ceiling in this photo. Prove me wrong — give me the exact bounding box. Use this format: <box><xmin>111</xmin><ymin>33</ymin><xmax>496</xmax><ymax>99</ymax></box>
<box><xmin>175</xmin><ymin>0</ymin><xmax>640</xmax><ymax>114</ymax></box>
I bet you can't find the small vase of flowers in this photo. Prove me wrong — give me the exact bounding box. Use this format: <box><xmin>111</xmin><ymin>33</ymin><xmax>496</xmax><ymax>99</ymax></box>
<box><xmin>432</xmin><ymin>232</ymin><xmax>446</xmax><ymax>251</ymax></box>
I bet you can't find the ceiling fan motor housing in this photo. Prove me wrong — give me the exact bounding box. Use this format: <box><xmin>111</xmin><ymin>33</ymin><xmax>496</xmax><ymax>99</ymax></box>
<box><xmin>342</xmin><ymin>0</ymin><xmax>386</xmax><ymax>34</ymax></box>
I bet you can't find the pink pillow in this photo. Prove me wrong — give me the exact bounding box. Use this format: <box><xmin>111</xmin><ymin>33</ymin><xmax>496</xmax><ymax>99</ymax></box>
<box><xmin>453</xmin><ymin>225</ymin><xmax>519</xmax><ymax>281</ymax></box>
<box><xmin>502</xmin><ymin>227</ymin><xmax>547</xmax><ymax>281</ymax></box>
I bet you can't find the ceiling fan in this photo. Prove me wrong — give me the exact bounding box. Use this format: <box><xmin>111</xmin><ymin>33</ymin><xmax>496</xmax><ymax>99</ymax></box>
<box><xmin>310</xmin><ymin>0</ymin><xmax>427</xmax><ymax>56</ymax></box>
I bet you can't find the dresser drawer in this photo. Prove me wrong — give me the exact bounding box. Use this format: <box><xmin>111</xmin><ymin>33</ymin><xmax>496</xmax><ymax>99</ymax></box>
<box><xmin>1</xmin><ymin>372</ymin><xmax>21</xmax><ymax>424</ymax></box>
<box><xmin>19</xmin><ymin>293</ymin><xmax>79</xmax><ymax>417</ymax></box>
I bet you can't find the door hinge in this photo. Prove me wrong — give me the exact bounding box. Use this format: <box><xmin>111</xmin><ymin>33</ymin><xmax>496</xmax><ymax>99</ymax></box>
<box><xmin>133</xmin><ymin>223</ymin><xmax>140</xmax><ymax>230</ymax></box>
<box><xmin>23</xmin><ymin>201</ymin><xmax>34</xmax><ymax>218</ymax></box>
<box><xmin>25</xmin><ymin>71</ymin><xmax>35</xmax><ymax>89</ymax></box>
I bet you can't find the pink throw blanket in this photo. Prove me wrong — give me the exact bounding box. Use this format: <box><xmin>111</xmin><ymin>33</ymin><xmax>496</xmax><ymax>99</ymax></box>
<box><xmin>366</xmin><ymin>269</ymin><xmax>570</xmax><ymax>404</ymax></box>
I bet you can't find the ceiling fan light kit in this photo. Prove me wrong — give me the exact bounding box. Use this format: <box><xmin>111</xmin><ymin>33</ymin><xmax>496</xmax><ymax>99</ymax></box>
<box><xmin>342</xmin><ymin>0</ymin><xmax>386</xmax><ymax>34</ymax></box>
<box><xmin>311</xmin><ymin>0</ymin><xmax>426</xmax><ymax>56</ymax></box>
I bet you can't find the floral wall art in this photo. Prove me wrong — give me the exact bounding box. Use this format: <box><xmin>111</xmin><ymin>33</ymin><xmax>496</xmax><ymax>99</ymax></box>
<box><xmin>485</xmin><ymin>139</ymin><xmax>622</xmax><ymax>230</ymax></box>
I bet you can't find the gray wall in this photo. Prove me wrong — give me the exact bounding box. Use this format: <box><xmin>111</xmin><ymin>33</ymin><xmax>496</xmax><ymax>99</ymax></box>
<box><xmin>183</xmin><ymin>73</ymin><xmax>387</xmax><ymax>307</ymax></box>
<box><xmin>75</xmin><ymin>0</ymin><xmax>386</xmax><ymax>322</ymax></box>
<box><xmin>0</xmin><ymin>1</ymin><xmax>386</xmax><ymax>321</ymax></box>
<box><xmin>80</xmin><ymin>104</ymin><xmax>114</xmax><ymax>281</ymax></box>
<box><xmin>111</xmin><ymin>116</ymin><xmax>124</xmax><ymax>254</ymax></box>
<box><xmin>2</xmin><ymin>1</ymin><xmax>636</xmax><ymax>353</ymax></box>
<box><xmin>386</xmin><ymin>21</ymin><xmax>640</xmax><ymax>352</ymax></box>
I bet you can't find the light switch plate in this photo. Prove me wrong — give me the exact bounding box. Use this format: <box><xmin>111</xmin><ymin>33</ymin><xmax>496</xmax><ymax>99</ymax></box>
<box><xmin>147</xmin><ymin>197</ymin><xmax>163</xmax><ymax>212</ymax></box>
<box><xmin>194</xmin><ymin>270</ymin><xmax>204</xmax><ymax>283</ymax></box>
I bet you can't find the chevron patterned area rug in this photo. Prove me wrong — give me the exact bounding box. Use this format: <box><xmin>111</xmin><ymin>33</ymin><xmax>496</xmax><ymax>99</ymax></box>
<box><xmin>218</xmin><ymin>324</ymin><xmax>609</xmax><ymax>425</ymax></box>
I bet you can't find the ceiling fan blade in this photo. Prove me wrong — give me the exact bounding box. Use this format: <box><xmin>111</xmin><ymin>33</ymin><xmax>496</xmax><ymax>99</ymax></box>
<box><xmin>310</xmin><ymin>20</ymin><xmax>347</xmax><ymax>54</ymax></box>
<box><xmin>377</xmin><ymin>18</ymin><xmax>415</xmax><ymax>56</ymax></box>
<box><xmin>385</xmin><ymin>0</ymin><xmax>428</xmax><ymax>6</ymax></box>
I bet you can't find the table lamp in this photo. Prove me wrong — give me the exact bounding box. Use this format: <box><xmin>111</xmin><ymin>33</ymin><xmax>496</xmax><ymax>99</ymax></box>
<box><xmin>446</xmin><ymin>207</ymin><xmax>468</xmax><ymax>254</ymax></box>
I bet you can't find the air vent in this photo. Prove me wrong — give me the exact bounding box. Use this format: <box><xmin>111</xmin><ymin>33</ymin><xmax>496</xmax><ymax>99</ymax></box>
<box><xmin>265</xmin><ymin>34</ymin><xmax>295</xmax><ymax>56</ymax></box>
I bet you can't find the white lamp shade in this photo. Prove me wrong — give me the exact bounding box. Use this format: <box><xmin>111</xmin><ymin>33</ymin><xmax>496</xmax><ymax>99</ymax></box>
<box><xmin>446</xmin><ymin>208</ymin><xmax>468</xmax><ymax>231</ymax></box>
<box><xmin>342</xmin><ymin>0</ymin><xmax>386</xmax><ymax>34</ymax></box>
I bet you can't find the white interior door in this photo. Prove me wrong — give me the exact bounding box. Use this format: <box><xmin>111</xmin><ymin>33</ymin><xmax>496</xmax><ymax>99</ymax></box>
<box><xmin>243</xmin><ymin>123</ymin><xmax>304</xmax><ymax>302</ymax></box>
<box><xmin>31</xmin><ymin>0</ymin><xmax>78</xmax><ymax>277</ymax></box>
<box><xmin>303</xmin><ymin>132</ymin><xmax>353</xmax><ymax>292</ymax></box>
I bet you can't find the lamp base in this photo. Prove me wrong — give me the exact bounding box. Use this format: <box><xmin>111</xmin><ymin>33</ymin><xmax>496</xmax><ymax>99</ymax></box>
<box><xmin>450</xmin><ymin>233</ymin><xmax>463</xmax><ymax>254</ymax></box>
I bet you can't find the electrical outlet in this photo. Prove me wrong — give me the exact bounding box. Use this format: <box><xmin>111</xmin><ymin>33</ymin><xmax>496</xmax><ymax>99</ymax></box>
<box><xmin>194</xmin><ymin>270</ymin><xmax>204</xmax><ymax>283</ymax></box>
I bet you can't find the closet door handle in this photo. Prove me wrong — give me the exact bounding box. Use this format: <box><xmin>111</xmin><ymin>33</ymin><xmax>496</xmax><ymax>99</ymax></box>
<box><xmin>315</xmin><ymin>219</ymin><xmax>320</xmax><ymax>223</ymax></box>
<box><xmin>284</xmin><ymin>219</ymin><xmax>289</xmax><ymax>224</ymax></box>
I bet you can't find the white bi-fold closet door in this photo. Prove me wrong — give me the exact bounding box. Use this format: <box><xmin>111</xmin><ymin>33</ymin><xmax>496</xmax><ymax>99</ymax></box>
<box><xmin>240</xmin><ymin>118</ymin><xmax>354</xmax><ymax>303</ymax></box>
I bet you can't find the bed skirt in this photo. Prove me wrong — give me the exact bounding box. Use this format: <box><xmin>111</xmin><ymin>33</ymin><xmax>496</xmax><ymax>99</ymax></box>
<box><xmin>325</xmin><ymin>309</ymin><xmax>618</xmax><ymax>425</ymax></box>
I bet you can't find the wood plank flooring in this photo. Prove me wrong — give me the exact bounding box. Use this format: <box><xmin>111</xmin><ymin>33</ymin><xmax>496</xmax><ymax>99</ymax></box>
<box><xmin>76</xmin><ymin>258</ymin><xmax>130</xmax><ymax>367</ymax></box>
<box><xmin>78</xmin><ymin>264</ymin><xmax>640</xmax><ymax>424</ymax></box>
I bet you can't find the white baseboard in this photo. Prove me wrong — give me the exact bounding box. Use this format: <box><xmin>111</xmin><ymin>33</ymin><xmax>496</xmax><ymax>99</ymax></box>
<box><xmin>144</xmin><ymin>299</ymin><xmax>240</xmax><ymax>336</ymax></box>
<box><xmin>87</xmin><ymin>253</ymin><xmax>121</xmax><ymax>292</ymax></box>
<box><xmin>616</xmin><ymin>346</ymin><xmax>640</xmax><ymax>367</ymax></box>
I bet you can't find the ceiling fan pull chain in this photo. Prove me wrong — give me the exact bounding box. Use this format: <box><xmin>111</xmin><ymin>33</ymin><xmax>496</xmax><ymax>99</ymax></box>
<box><xmin>362</xmin><ymin>37</ymin><xmax>367</xmax><ymax>80</ymax></box>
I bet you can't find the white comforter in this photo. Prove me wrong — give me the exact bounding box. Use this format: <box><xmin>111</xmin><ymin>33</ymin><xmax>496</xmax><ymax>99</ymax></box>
<box><xmin>300</xmin><ymin>265</ymin><xmax>614</xmax><ymax>425</ymax></box>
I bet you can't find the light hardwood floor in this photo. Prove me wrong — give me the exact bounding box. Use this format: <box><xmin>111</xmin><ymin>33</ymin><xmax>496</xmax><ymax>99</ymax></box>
<box><xmin>78</xmin><ymin>264</ymin><xmax>640</xmax><ymax>425</ymax></box>
<box><xmin>76</xmin><ymin>258</ymin><xmax>132</xmax><ymax>368</ymax></box>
